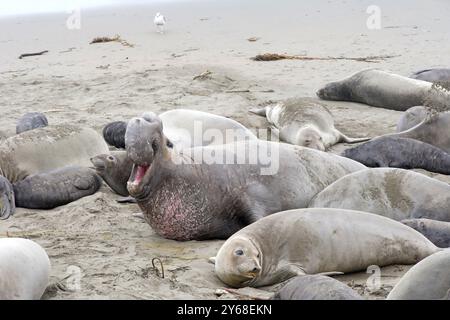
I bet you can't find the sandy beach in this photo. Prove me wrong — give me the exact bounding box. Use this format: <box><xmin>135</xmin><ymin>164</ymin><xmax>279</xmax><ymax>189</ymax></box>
<box><xmin>1</xmin><ymin>0</ymin><xmax>450</xmax><ymax>299</ymax></box>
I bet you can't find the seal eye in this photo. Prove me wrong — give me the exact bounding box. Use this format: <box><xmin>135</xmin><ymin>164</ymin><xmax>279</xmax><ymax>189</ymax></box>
<box><xmin>152</xmin><ymin>140</ymin><xmax>159</xmax><ymax>153</ymax></box>
<box><xmin>107</xmin><ymin>156</ymin><xmax>115</xmax><ymax>161</ymax></box>
<box><xmin>235</xmin><ymin>249</ymin><xmax>244</xmax><ymax>256</ymax></box>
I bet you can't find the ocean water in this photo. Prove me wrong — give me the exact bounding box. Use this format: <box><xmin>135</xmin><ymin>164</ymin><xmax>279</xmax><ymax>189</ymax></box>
<box><xmin>0</xmin><ymin>0</ymin><xmax>193</xmax><ymax>17</ymax></box>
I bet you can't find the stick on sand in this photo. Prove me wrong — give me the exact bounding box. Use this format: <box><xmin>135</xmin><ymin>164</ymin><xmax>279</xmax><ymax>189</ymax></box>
<box><xmin>18</xmin><ymin>50</ymin><xmax>49</xmax><ymax>59</ymax></box>
<box><xmin>251</xmin><ymin>53</ymin><xmax>399</xmax><ymax>63</ymax></box>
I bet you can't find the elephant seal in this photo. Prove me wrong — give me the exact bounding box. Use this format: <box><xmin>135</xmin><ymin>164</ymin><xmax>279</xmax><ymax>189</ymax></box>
<box><xmin>103</xmin><ymin>109</ymin><xmax>257</xmax><ymax>150</ymax></box>
<box><xmin>0</xmin><ymin>125</ymin><xmax>109</xmax><ymax>183</ymax></box>
<box><xmin>401</xmin><ymin>219</ymin><xmax>450</xmax><ymax>248</ymax></box>
<box><xmin>0</xmin><ymin>176</ymin><xmax>15</xmax><ymax>219</ymax></box>
<box><xmin>0</xmin><ymin>238</ymin><xmax>50</xmax><ymax>300</ymax></box>
<box><xmin>385</xmin><ymin>111</ymin><xmax>450</xmax><ymax>153</ymax></box>
<box><xmin>271</xmin><ymin>275</ymin><xmax>363</xmax><ymax>300</ymax></box>
<box><xmin>249</xmin><ymin>98</ymin><xmax>369</xmax><ymax>151</ymax></box>
<box><xmin>387</xmin><ymin>250</ymin><xmax>450</xmax><ymax>300</ymax></box>
<box><xmin>410</xmin><ymin>68</ymin><xmax>450</xmax><ymax>83</ymax></box>
<box><xmin>316</xmin><ymin>69</ymin><xmax>449</xmax><ymax>111</ymax></box>
<box><xmin>309</xmin><ymin>168</ymin><xmax>450</xmax><ymax>222</ymax></box>
<box><xmin>125</xmin><ymin>113</ymin><xmax>365</xmax><ymax>241</ymax></box>
<box><xmin>396</xmin><ymin>106</ymin><xmax>428</xmax><ymax>132</ymax></box>
<box><xmin>341</xmin><ymin>136</ymin><xmax>450</xmax><ymax>175</ymax></box>
<box><xmin>90</xmin><ymin>151</ymin><xmax>132</xmax><ymax>196</ymax></box>
<box><xmin>13</xmin><ymin>166</ymin><xmax>102</xmax><ymax>209</ymax></box>
<box><xmin>213</xmin><ymin>208</ymin><xmax>438</xmax><ymax>288</ymax></box>
<box><xmin>103</xmin><ymin>121</ymin><xmax>127</xmax><ymax>148</ymax></box>
<box><xmin>16</xmin><ymin>112</ymin><xmax>48</xmax><ymax>134</ymax></box>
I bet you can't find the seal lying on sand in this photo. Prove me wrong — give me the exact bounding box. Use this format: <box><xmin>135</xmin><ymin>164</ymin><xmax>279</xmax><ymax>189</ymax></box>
<box><xmin>410</xmin><ymin>68</ymin><xmax>450</xmax><ymax>83</ymax></box>
<box><xmin>385</xmin><ymin>111</ymin><xmax>450</xmax><ymax>153</ymax></box>
<box><xmin>103</xmin><ymin>109</ymin><xmax>257</xmax><ymax>149</ymax></box>
<box><xmin>341</xmin><ymin>136</ymin><xmax>450</xmax><ymax>175</ymax></box>
<box><xmin>396</xmin><ymin>106</ymin><xmax>428</xmax><ymax>132</ymax></box>
<box><xmin>0</xmin><ymin>125</ymin><xmax>109</xmax><ymax>218</ymax></box>
<box><xmin>91</xmin><ymin>151</ymin><xmax>132</xmax><ymax>196</ymax></box>
<box><xmin>125</xmin><ymin>112</ymin><xmax>364</xmax><ymax>241</ymax></box>
<box><xmin>0</xmin><ymin>238</ymin><xmax>50</xmax><ymax>300</ymax></box>
<box><xmin>316</xmin><ymin>69</ymin><xmax>449</xmax><ymax>111</ymax></box>
<box><xmin>213</xmin><ymin>208</ymin><xmax>438</xmax><ymax>288</ymax></box>
<box><xmin>387</xmin><ymin>250</ymin><xmax>450</xmax><ymax>300</ymax></box>
<box><xmin>271</xmin><ymin>275</ymin><xmax>363</xmax><ymax>300</ymax></box>
<box><xmin>0</xmin><ymin>176</ymin><xmax>15</xmax><ymax>219</ymax></box>
<box><xmin>250</xmin><ymin>98</ymin><xmax>369</xmax><ymax>151</ymax></box>
<box><xmin>16</xmin><ymin>112</ymin><xmax>48</xmax><ymax>134</ymax></box>
<box><xmin>13</xmin><ymin>166</ymin><xmax>102</xmax><ymax>209</ymax></box>
<box><xmin>401</xmin><ymin>219</ymin><xmax>450</xmax><ymax>248</ymax></box>
<box><xmin>309</xmin><ymin>168</ymin><xmax>450</xmax><ymax>222</ymax></box>
<box><xmin>0</xmin><ymin>125</ymin><xmax>109</xmax><ymax>183</ymax></box>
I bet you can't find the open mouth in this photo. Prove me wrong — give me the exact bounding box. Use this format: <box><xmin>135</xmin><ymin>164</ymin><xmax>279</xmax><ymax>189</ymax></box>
<box><xmin>127</xmin><ymin>163</ymin><xmax>151</xmax><ymax>194</ymax></box>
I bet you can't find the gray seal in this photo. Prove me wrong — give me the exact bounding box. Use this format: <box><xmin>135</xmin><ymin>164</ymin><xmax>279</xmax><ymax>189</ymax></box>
<box><xmin>316</xmin><ymin>69</ymin><xmax>449</xmax><ymax>111</ymax></box>
<box><xmin>401</xmin><ymin>219</ymin><xmax>450</xmax><ymax>248</ymax></box>
<box><xmin>90</xmin><ymin>151</ymin><xmax>132</xmax><ymax>196</ymax></box>
<box><xmin>103</xmin><ymin>121</ymin><xmax>127</xmax><ymax>148</ymax></box>
<box><xmin>13</xmin><ymin>166</ymin><xmax>102</xmax><ymax>209</ymax></box>
<box><xmin>124</xmin><ymin>113</ymin><xmax>364</xmax><ymax>241</ymax></box>
<box><xmin>387</xmin><ymin>250</ymin><xmax>450</xmax><ymax>300</ymax></box>
<box><xmin>309</xmin><ymin>168</ymin><xmax>450</xmax><ymax>222</ymax></box>
<box><xmin>271</xmin><ymin>275</ymin><xmax>363</xmax><ymax>300</ymax></box>
<box><xmin>213</xmin><ymin>208</ymin><xmax>438</xmax><ymax>288</ymax></box>
<box><xmin>0</xmin><ymin>176</ymin><xmax>15</xmax><ymax>219</ymax></box>
<box><xmin>0</xmin><ymin>238</ymin><xmax>51</xmax><ymax>300</ymax></box>
<box><xmin>410</xmin><ymin>68</ymin><xmax>450</xmax><ymax>83</ymax></box>
<box><xmin>396</xmin><ymin>106</ymin><xmax>428</xmax><ymax>132</ymax></box>
<box><xmin>250</xmin><ymin>98</ymin><xmax>369</xmax><ymax>151</ymax></box>
<box><xmin>16</xmin><ymin>112</ymin><xmax>48</xmax><ymax>134</ymax></box>
<box><xmin>341</xmin><ymin>136</ymin><xmax>450</xmax><ymax>175</ymax></box>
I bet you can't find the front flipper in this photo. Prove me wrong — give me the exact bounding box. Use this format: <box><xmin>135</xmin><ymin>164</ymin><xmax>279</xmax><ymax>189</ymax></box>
<box><xmin>269</xmin><ymin>264</ymin><xmax>306</xmax><ymax>284</ymax></box>
<box><xmin>249</xmin><ymin>107</ymin><xmax>267</xmax><ymax>117</ymax></box>
<box><xmin>208</xmin><ymin>257</ymin><xmax>217</xmax><ymax>265</ymax></box>
<box><xmin>339</xmin><ymin>131</ymin><xmax>371</xmax><ymax>144</ymax></box>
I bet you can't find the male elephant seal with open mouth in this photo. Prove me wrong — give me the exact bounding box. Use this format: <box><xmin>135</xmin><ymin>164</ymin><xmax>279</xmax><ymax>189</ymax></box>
<box><xmin>341</xmin><ymin>136</ymin><xmax>450</xmax><ymax>175</ymax></box>
<box><xmin>213</xmin><ymin>208</ymin><xmax>438</xmax><ymax>288</ymax></box>
<box><xmin>309</xmin><ymin>168</ymin><xmax>450</xmax><ymax>222</ymax></box>
<box><xmin>316</xmin><ymin>69</ymin><xmax>450</xmax><ymax>111</ymax></box>
<box><xmin>124</xmin><ymin>112</ymin><xmax>364</xmax><ymax>241</ymax></box>
<box><xmin>387</xmin><ymin>250</ymin><xmax>450</xmax><ymax>300</ymax></box>
<box><xmin>0</xmin><ymin>238</ymin><xmax>50</xmax><ymax>300</ymax></box>
<box><xmin>250</xmin><ymin>98</ymin><xmax>369</xmax><ymax>151</ymax></box>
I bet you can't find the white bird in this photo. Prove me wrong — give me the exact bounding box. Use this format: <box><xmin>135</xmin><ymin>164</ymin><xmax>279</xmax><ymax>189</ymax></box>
<box><xmin>154</xmin><ymin>12</ymin><xmax>166</xmax><ymax>34</ymax></box>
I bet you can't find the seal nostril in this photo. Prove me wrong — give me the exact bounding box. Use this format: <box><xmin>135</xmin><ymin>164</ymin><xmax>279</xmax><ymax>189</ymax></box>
<box><xmin>252</xmin><ymin>267</ymin><xmax>259</xmax><ymax>272</ymax></box>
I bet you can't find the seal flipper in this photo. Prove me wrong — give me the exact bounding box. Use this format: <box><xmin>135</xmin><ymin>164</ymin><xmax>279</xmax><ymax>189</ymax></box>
<box><xmin>269</xmin><ymin>264</ymin><xmax>306</xmax><ymax>284</ymax></box>
<box><xmin>208</xmin><ymin>257</ymin><xmax>216</xmax><ymax>265</ymax></box>
<box><xmin>338</xmin><ymin>131</ymin><xmax>371</xmax><ymax>144</ymax></box>
<box><xmin>249</xmin><ymin>107</ymin><xmax>267</xmax><ymax>117</ymax></box>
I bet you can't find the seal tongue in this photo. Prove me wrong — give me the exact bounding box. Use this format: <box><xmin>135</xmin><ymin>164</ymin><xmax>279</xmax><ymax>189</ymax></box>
<box><xmin>134</xmin><ymin>165</ymin><xmax>149</xmax><ymax>184</ymax></box>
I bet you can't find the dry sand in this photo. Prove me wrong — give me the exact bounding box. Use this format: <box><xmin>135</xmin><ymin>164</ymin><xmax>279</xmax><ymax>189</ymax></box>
<box><xmin>1</xmin><ymin>0</ymin><xmax>450</xmax><ymax>299</ymax></box>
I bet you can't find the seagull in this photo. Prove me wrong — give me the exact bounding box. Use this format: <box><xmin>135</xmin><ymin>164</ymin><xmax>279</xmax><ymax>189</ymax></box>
<box><xmin>154</xmin><ymin>12</ymin><xmax>166</xmax><ymax>34</ymax></box>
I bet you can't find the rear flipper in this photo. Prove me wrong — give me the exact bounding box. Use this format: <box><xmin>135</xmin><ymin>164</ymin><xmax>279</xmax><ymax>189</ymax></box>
<box><xmin>339</xmin><ymin>132</ymin><xmax>371</xmax><ymax>144</ymax></box>
<box><xmin>249</xmin><ymin>107</ymin><xmax>267</xmax><ymax>117</ymax></box>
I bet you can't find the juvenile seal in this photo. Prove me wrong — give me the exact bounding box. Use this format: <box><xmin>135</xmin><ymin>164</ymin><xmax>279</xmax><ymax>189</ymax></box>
<box><xmin>401</xmin><ymin>219</ymin><xmax>450</xmax><ymax>248</ymax></box>
<box><xmin>385</xmin><ymin>111</ymin><xmax>450</xmax><ymax>153</ymax></box>
<box><xmin>272</xmin><ymin>275</ymin><xmax>363</xmax><ymax>300</ymax></box>
<box><xmin>396</xmin><ymin>106</ymin><xmax>428</xmax><ymax>132</ymax></box>
<box><xmin>250</xmin><ymin>98</ymin><xmax>369</xmax><ymax>151</ymax></box>
<box><xmin>102</xmin><ymin>109</ymin><xmax>257</xmax><ymax>150</ymax></box>
<box><xmin>213</xmin><ymin>208</ymin><xmax>438</xmax><ymax>288</ymax></box>
<box><xmin>410</xmin><ymin>68</ymin><xmax>450</xmax><ymax>83</ymax></box>
<box><xmin>125</xmin><ymin>113</ymin><xmax>365</xmax><ymax>241</ymax></box>
<box><xmin>0</xmin><ymin>238</ymin><xmax>50</xmax><ymax>300</ymax></box>
<box><xmin>13</xmin><ymin>166</ymin><xmax>102</xmax><ymax>209</ymax></box>
<box><xmin>309</xmin><ymin>168</ymin><xmax>450</xmax><ymax>222</ymax></box>
<box><xmin>0</xmin><ymin>125</ymin><xmax>109</xmax><ymax>218</ymax></box>
<box><xmin>387</xmin><ymin>250</ymin><xmax>450</xmax><ymax>300</ymax></box>
<box><xmin>316</xmin><ymin>69</ymin><xmax>449</xmax><ymax>111</ymax></box>
<box><xmin>0</xmin><ymin>176</ymin><xmax>15</xmax><ymax>219</ymax></box>
<box><xmin>341</xmin><ymin>136</ymin><xmax>450</xmax><ymax>175</ymax></box>
<box><xmin>16</xmin><ymin>112</ymin><xmax>48</xmax><ymax>134</ymax></box>
<box><xmin>90</xmin><ymin>151</ymin><xmax>133</xmax><ymax>196</ymax></box>
<box><xmin>0</xmin><ymin>125</ymin><xmax>109</xmax><ymax>183</ymax></box>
